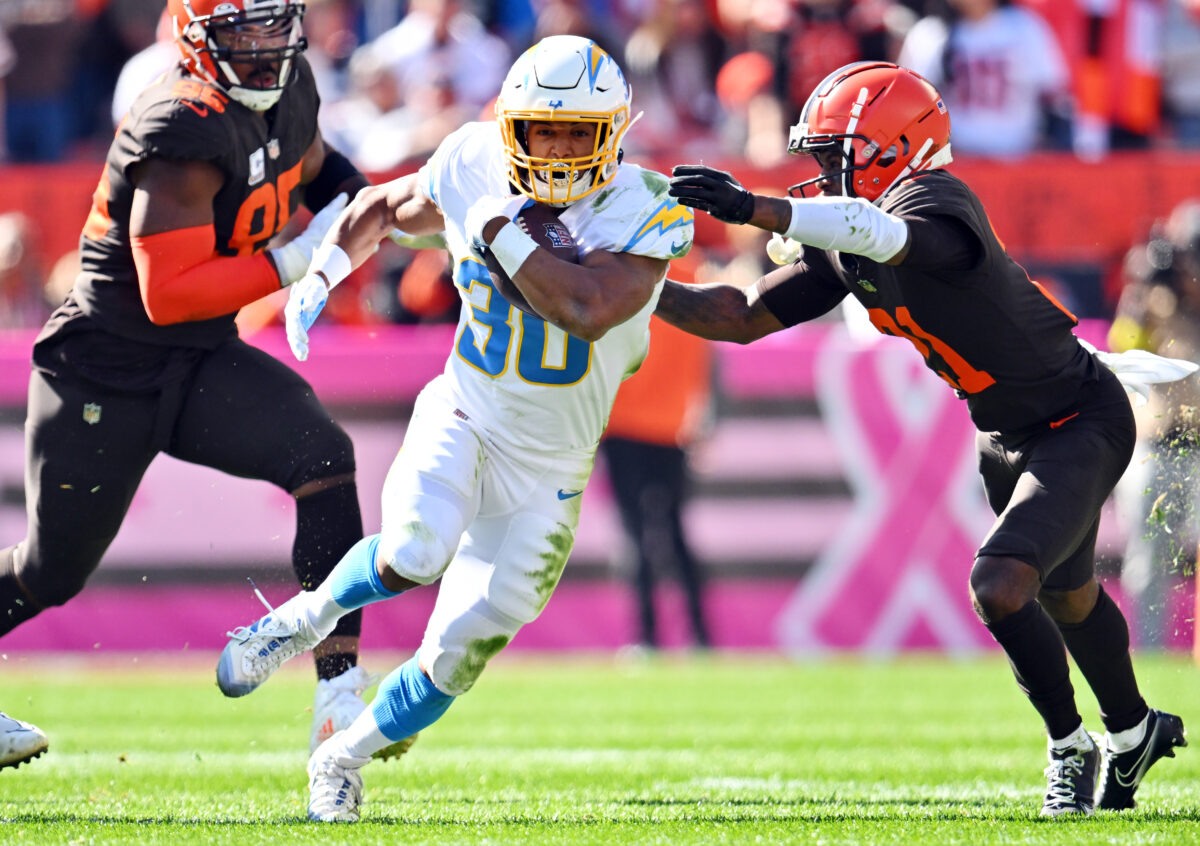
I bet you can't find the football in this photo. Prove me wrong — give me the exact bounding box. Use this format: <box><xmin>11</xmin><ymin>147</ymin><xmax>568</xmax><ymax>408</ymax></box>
<box><xmin>484</xmin><ymin>203</ymin><xmax>579</xmax><ymax>318</ymax></box>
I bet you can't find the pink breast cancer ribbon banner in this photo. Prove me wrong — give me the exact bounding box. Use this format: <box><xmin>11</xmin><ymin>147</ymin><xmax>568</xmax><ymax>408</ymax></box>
<box><xmin>776</xmin><ymin>321</ymin><xmax>996</xmax><ymax>654</ymax></box>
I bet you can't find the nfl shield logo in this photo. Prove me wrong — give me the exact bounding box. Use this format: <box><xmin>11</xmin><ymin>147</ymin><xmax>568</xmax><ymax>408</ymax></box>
<box><xmin>83</xmin><ymin>403</ymin><xmax>101</xmax><ymax>425</ymax></box>
<box><xmin>542</xmin><ymin>222</ymin><xmax>573</xmax><ymax>249</ymax></box>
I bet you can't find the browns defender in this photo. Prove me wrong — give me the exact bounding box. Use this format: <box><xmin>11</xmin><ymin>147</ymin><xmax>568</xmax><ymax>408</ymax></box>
<box><xmin>659</xmin><ymin>61</ymin><xmax>1187</xmax><ymax>817</ymax></box>
<box><xmin>0</xmin><ymin>0</ymin><xmax>397</xmax><ymax>762</ymax></box>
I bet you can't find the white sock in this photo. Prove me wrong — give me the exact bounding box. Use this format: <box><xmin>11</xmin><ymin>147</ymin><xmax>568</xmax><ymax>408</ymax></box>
<box><xmin>1049</xmin><ymin>722</ymin><xmax>1094</xmax><ymax>753</ymax></box>
<box><xmin>336</xmin><ymin>706</ymin><xmax>392</xmax><ymax>761</ymax></box>
<box><xmin>1107</xmin><ymin>713</ymin><xmax>1149</xmax><ymax>753</ymax></box>
<box><xmin>310</xmin><ymin>581</ymin><xmax>352</xmax><ymax>634</ymax></box>
<box><xmin>288</xmin><ymin>583</ymin><xmax>348</xmax><ymax>638</ymax></box>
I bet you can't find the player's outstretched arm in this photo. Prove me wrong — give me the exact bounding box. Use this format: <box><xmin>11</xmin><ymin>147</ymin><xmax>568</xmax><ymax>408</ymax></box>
<box><xmin>669</xmin><ymin>164</ymin><xmax>910</xmax><ymax>265</ymax></box>
<box><xmin>313</xmin><ymin>175</ymin><xmax>446</xmax><ymax>276</ymax></box>
<box><xmin>655</xmin><ymin>279</ymin><xmax>786</xmax><ymax>344</ymax></box>
<box><xmin>285</xmin><ymin>175</ymin><xmax>446</xmax><ymax>361</ymax></box>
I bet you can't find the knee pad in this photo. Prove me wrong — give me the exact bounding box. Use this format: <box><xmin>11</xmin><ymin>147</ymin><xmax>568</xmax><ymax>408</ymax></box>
<box><xmin>418</xmin><ymin>600</ymin><xmax>523</xmax><ymax>696</ymax></box>
<box><xmin>379</xmin><ymin>488</ymin><xmax>471</xmax><ymax>586</ymax></box>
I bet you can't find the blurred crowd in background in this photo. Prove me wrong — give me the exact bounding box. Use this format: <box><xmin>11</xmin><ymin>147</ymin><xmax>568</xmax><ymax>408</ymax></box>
<box><xmin>5</xmin><ymin>0</ymin><xmax>1200</xmax><ymax>167</ymax></box>
<box><xmin>4</xmin><ymin>0</ymin><xmax>1200</xmax><ymax>330</ymax></box>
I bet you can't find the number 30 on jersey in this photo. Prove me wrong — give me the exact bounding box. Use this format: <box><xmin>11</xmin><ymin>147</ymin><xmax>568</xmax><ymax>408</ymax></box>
<box><xmin>454</xmin><ymin>258</ymin><xmax>591</xmax><ymax>386</ymax></box>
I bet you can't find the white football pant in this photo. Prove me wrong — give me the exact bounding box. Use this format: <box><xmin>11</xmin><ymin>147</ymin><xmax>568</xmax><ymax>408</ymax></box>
<box><xmin>378</xmin><ymin>376</ymin><xmax>593</xmax><ymax>695</ymax></box>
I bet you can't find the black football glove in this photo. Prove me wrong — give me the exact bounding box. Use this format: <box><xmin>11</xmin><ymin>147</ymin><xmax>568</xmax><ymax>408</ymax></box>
<box><xmin>668</xmin><ymin>165</ymin><xmax>755</xmax><ymax>224</ymax></box>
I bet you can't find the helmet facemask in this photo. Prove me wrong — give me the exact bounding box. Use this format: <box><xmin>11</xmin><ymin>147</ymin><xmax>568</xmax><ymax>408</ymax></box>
<box><xmin>787</xmin><ymin>129</ymin><xmax>909</xmax><ymax>200</ymax></box>
<box><xmin>496</xmin><ymin>36</ymin><xmax>633</xmax><ymax>206</ymax></box>
<box><xmin>499</xmin><ymin>111</ymin><xmax>627</xmax><ymax>205</ymax></box>
<box><xmin>175</xmin><ymin>1</ymin><xmax>307</xmax><ymax>112</ymax></box>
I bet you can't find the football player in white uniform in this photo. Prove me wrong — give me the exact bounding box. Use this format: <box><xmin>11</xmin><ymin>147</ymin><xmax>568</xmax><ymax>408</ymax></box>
<box><xmin>214</xmin><ymin>35</ymin><xmax>693</xmax><ymax>822</ymax></box>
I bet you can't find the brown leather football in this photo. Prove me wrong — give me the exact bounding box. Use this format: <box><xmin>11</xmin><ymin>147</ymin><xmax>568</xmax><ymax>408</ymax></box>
<box><xmin>484</xmin><ymin>203</ymin><xmax>579</xmax><ymax>318</ymax></box>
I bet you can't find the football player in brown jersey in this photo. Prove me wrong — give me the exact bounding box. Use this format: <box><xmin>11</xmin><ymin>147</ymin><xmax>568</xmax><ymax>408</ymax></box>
<box><xmin>658</xmin><ymin>61</ymin><xmax>1187</xmax><ymax>816</ymax></box>
<box><xmin>0</xmin><ymin>0</ymin><xmax>405</xmax><ymax>763</ymax></box>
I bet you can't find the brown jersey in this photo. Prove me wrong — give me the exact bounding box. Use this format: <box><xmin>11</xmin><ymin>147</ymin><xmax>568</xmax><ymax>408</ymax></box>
<box><xmin>757</xmin><ymin>170</ymin><xmax>1102</xmax><ymax>433</ymax></box>
<box><xmin>50</xmin><ymin>56</ymin><xmax>320</xmax><ymax>351</ymax></box>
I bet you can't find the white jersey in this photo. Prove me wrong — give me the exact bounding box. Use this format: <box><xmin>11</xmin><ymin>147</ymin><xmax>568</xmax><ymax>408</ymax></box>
<box><xmin>418</xmin><ymin>121</ymin><xmax>694</xmax><ymax>452</ymax></box>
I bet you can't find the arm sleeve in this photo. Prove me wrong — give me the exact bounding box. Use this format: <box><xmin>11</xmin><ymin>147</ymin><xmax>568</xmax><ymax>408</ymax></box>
<box><xmin>304</xmin><ymin>147</ymin><xmax>368</xmax><ymax>211</ymax></box>
<box><xmin>131</xmin><ymin>224</ymin><xmax>281</xmax><ymax>325</ymax></box>
<box><xmin>754</xmin><ymin>249</ymin><xmax>848</xmax><ymax>327</ymax></box>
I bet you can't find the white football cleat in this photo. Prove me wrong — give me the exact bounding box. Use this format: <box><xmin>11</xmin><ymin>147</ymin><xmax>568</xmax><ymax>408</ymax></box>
<box><xmin>217</xmin><ymin>587</ymin><xmax>325</xmax><ymax>698</ymax></box>
<box><xmin>311</xmin><ymin>666</ymin><xmax>420</xmax><ymax>761</ymax></box>
<box><xmin>1</xmin><ymin>711</ymin><xmax>48</xmax><ymax>770</ymax></box>
<box><xmin>307</xmin><ymin>732</ymin><xmax>369</xmax><ymax>822</ymax></box>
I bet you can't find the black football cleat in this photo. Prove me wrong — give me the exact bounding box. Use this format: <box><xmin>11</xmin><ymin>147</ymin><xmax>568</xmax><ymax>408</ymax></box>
<box><xmin>1041</xmin><ymin>738</ymin><xmax>1099</xmax><ymax>817</ymax></box>
<box><xmin>1094</xmin><ymin>709</ymin><xmax>1187</xmax><ymax>811</ymax></box>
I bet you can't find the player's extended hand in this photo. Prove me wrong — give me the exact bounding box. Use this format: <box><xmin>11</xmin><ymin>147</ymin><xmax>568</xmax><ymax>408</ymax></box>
<box><xmin>268</xmin><ymin>192</ymin><xmax>350</xmax><ymax>286</ymax></box>
<box><xmin>284</xmin><ymin>273</ymin><xmax>329</xmax><ymax>361</ymax></box>
<box><xmin>463</xmin><ymin>194</ymin><xmax>532</xmax><ymax>252</ymax></box>
<box><xmin>668</xmin><ymin>165</ymin><xmax>755</xmax><ymax>224</ymax></box>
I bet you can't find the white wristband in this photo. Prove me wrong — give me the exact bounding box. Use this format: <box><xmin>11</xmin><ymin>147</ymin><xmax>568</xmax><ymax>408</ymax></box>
<box><xmin>309</xmin><ymin>242</ymin><xmax>353</xmax><ymax>290</ymax></box>
<box><xmin>489</xmin><ymin>221</ymin><xmax>538</xmax><ymax>278</ymax></box>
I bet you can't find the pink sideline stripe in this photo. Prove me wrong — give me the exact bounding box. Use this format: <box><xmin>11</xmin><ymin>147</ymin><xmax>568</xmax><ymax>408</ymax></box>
<box><xmin>0</xmin><ymin>320</ymin><xmax>1113</xmax><ymax>405</ymax></box>
<box><xmin>1</xmin><ymin>581</ymin><xmax>795</xmax><ymax>653</ymax></box>
<box><xmin>2</xmin><ymin>576</ymin><xmax>1190</xmax><ymax>653</ymax></box>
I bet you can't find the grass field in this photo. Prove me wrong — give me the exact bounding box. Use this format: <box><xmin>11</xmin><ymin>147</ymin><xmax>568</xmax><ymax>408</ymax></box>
<box><xmin>1</xmin><ymin>651</ymin><xmax>1197</xmax><ymax>844</ymax></box>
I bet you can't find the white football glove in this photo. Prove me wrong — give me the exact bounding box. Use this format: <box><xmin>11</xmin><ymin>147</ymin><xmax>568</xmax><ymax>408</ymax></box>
<box><xmin>268</xmin><ymin>193</ymin><xmax>350</xmax><ymax>286</ymax></box>
<box><xmin>463</xmin><ymin>194</ymin><xmax>532</xmax><ymax>253</ymax></box>
<box><xmin>285</xmin><ymin>273</ymin><xmax>329</xmax><ymax>361</ymax></box>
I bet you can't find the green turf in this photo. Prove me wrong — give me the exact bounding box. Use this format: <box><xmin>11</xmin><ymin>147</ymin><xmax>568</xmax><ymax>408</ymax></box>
<box><xmin>1</xmin><ymin>652</ymin><xmax>1197</xmax><ymax>844</ymax></box>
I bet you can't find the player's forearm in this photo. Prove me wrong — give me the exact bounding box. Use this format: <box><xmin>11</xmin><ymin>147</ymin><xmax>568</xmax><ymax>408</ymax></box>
<box><xmin>324</xmin><ymin>187</ymin><xmax>400</xmax><ymax>269</ymax></box>
<box><xmin>132</xmin><ymin>224</ymin><xmax>280</xmax><ymax>324</ymax></box>
<box><xmin>748</xmin><ymin>195</ymin><xmax>795</xmax><ymax>234</ymax></box>
<box><xmin>384</xmin><ymin>175</ymin><xmax>446</xmax><ymax>239</ymax></box>
<box><xmin>768</xmin><ymin>196</ymin><xmax>909</xmax><ymax>263</ymax></box>
<box><xmin>655</xmin><ymin>280</ymin><xmax>774</xmax><ymax>343</ymax></box>
<box><xmin>512</xmin><ymin>253</ymin><xmax>648</xmax><ymax>341</ymax></box>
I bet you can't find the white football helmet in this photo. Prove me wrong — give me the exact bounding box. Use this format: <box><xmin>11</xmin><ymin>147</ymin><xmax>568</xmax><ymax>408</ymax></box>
<box><xmin>496</xmin><ymin>35</ymin><xmax>632</xmax><ymax>205</ymax></box>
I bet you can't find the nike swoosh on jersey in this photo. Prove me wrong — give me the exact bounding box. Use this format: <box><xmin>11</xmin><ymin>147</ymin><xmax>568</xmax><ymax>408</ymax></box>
<box><xmin>1114</xmin><ymin>738</ymin><xmax>1155</xmax><ymax>786</ymax></box>
<box><xmin>557</xmin><ymin>489</ymin><xmax>583</xmax><ymax>500</ymax></box>
<box><xmin>1049</xmin><ymin>412</ymin><xmax>1080</xmax><ymax>429</ymax></box>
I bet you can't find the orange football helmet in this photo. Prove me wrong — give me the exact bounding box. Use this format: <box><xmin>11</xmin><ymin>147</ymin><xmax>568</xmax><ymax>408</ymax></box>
<box><xmin>168</xmin><ymin>0</ymin><xmax>307</xmax><ymax>112</ymax></box>
<box><xmin>788</xmin><ymin>61</ymin><xmax>951</xmax><ymax>203</ymax></box>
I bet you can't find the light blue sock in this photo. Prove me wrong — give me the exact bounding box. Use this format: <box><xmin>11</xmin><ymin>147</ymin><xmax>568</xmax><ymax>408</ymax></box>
<box><xmin>327</xmin><ymin>534</ymin><xmax>400</xmax><ymax>610</ymax></box>
<box><xmin>371</xmin><ymin>657</ymin><xmax>455</xmax><ymax>742</ymax></box>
